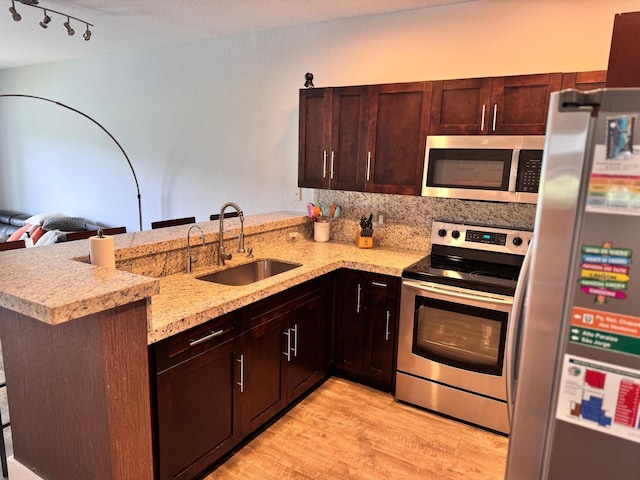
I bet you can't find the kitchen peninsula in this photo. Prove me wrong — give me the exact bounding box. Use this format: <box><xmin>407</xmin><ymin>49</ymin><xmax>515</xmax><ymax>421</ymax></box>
<box><xmin>0</xmin><ymin>212</ymin><xmax>423</xmax><ymax>480</ymax></box>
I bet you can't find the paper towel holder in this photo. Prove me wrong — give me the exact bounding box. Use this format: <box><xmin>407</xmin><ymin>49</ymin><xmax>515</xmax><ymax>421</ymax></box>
<box><xmin>0</xmin><ymin>94</ymin><xmax>143</xmax><ymax>232</ymax></box>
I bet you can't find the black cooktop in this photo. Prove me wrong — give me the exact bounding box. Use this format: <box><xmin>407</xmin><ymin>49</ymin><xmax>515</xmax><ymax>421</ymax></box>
<box><xmin>402</xmin><ymin>251</ymin><xmax>523</xmax><ymax>296</ymax></box>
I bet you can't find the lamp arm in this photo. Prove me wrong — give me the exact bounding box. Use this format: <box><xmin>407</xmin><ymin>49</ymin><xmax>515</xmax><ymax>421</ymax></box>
<box><xmin>0</xmin><ymin>94</ymin><xmax>143</xmax><ymax>231</ymax></box>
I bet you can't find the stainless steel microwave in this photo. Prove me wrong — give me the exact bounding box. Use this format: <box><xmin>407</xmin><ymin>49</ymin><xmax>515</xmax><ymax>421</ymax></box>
<box><xmin>421</xmin><ymin>135</ymin><xmax>545</xmax><ymax>203</ymax></box>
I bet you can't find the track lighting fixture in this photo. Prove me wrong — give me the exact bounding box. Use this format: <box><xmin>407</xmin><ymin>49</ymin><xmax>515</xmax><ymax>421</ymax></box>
<box><xmin>9</xmin><ymin>1</ymin><xmax>20</xmax><ymax>20</ymax></box>
<box><xmin>7</xmin><ymin>1</ymin><xmax>93</xmax><ymax>41</ymax></box>
<box><xmin>63</xmin><ymin>16</ymin><xmax>74</xmax><ymax>36</ymax></box>
<box><xmin>38</xmin><ymin>10</ymin><xmax>50</xmax><ymax>28</ymax></box>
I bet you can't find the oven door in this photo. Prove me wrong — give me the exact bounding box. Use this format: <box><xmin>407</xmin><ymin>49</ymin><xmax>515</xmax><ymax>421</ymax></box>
<box><xmin>398</xmin><ymin>279</ymin><xmax>514</xmax><ymax>400</ymax></box>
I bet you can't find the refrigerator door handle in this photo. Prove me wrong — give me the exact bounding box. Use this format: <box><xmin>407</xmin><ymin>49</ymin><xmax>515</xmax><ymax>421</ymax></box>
<box><xmin>505</xmin><ymin>242</ymin><xmax>533</xmax><ymax>425</ymax></box>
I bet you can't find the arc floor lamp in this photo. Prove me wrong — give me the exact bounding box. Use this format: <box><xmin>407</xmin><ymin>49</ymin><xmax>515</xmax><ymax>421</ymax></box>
<box><xmin>0</xmin><ymin>94</ymin><xmax>143</xmax><ymax>231</ymax></box>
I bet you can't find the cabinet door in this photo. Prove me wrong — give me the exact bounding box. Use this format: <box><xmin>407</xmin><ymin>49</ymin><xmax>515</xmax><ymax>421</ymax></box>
<box><xmin>561</xmin><ymin>70</ymin><xmax>607</xmax><ymax>91</ymax></box>
<box><xmin>333</xmin><ymin>270</ymin><xmax>365</xmax><ymax>375</ymax></box>
<box><xmin>329</xmin><ymin>86</ymin><xmax>369</xmax><ymax>192</ymax></box>
<box><xmin>366</xmin><ymin>82</ymin><xmax>431</xmax><ymax>195</ymax></box>
<box><xmin>286</xmin><ymin>292</ymin><xmax>327</xmax><ymax>402</ymax></box>
<box><xmin>429</xmin><ymin>78</ymin><xmax>493</xmax><ymax>135</ymax></box>
<box><xmin>298</xmin><ymin>88</ymin><xmax>330</xmax><ymax>189</ymax></box>
<box><xmin>490</xmin><ymin>73</ymin><xmax>562</xmax><ymax>135</ymax></box>
<box><xmin>239</xmin><ymin>314</ymin><xmax>287</xmax><ymax>435</ymax></box>
<box><xmin>155</xmin><ymin>337</ymin><xmax>241</xmax><ymax>480</ymax></box>
<box><xmin>362</xmin><ymin>275</ymin><xmax>398</xmax><ymax>388</ymax></box>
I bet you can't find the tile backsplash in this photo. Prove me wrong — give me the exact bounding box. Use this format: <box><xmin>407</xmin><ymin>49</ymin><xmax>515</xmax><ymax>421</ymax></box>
<box><xmin>315</xmin><ymin>190</ymin><xmax>536</xmax><ymax>253</ymax></box>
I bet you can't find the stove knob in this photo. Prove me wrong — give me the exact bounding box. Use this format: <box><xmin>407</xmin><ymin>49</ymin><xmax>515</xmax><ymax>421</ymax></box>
<box><xmin>437</xmin><ymin>229</ymin><xmax>447</xmax><ymax>237</ymax></box>
<box><xmin>451</xmin><ymin>230</ymin><xmax>460</xmax><ymax>239</ymax></box>
<box><xmin>513</xmin><ymin>236</ymin><xmax>523</xmax><ymax>246</ymax></box>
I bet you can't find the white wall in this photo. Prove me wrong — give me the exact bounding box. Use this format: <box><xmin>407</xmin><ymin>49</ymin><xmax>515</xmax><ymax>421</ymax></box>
<box><xmin>1</xmin><ymin>0</ymin><xmax>639</xmax><ymax>231</ymax></box>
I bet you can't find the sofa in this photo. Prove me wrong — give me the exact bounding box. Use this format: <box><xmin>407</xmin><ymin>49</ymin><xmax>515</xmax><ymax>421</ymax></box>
<box><xmin>0</xmin><ymin>209</ymin><xmax>116</xmax><ymax>247</ymax></box>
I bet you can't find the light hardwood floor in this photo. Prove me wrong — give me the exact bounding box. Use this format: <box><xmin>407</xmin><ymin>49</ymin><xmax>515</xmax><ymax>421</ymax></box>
<box><xmin>204</xmin><ymin>377</ymin><xmax>508</xmax><ymax>480</ymax></box>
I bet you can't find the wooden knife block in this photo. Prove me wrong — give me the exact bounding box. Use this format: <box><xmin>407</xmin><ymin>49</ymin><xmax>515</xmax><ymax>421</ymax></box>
<box><xmin>356</xmin><ymin>231</ymin><xmax>373</xmax><ymax>249</ymax></box>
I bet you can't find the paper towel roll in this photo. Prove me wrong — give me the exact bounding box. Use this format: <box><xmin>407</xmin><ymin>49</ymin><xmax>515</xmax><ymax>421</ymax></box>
<box><xmin>89</xmin><ymin>234</ymin><xmax>115</xmax><ymax>269</ymax></box>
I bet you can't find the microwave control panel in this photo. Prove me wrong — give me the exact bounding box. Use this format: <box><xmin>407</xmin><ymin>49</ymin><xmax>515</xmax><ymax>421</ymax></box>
<box><xmin>516</xmin><ymin>149</ymin><xmax>544</xmax><ymax>193</ymax></box>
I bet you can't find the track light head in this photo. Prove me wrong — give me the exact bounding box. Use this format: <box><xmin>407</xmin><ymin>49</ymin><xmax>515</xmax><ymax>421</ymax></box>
<box><xmin>83</xmin><ymin>25</ymin><xmax>91</xmax><ymax>41</ymax></box>
<box><xmin>39</xmin><ymin>10</ymin><xmax>50</xmax><ymax>28</ymax></box>
<box><xmin>9</xmin><ymin>1</ymin><xmax>21</xmax><ymax>21</ymax></box>
<box><xmin>64</xmin><ymin>17</ymin><xmax>74</xmax><ymax>36</ymax></box>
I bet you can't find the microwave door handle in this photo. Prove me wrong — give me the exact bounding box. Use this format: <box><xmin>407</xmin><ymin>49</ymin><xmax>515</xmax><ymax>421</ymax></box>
<box><xmin>505</xmin><ymin>242</ymin><xmax>533</xmax><ymax>426</ymax></box>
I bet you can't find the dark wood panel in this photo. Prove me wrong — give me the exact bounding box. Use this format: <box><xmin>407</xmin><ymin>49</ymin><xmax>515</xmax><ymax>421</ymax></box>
<box><xmin>0</xmin><ymin>301</ymin><xmax>153</xmax><ymax>480</ymax></box>
<box><xmin>606</xmin><ymin>11</ymin><xmax>640</xmax><ymax>88</ymax></box>
<box><xmin>366</xmin><ymin>82</ymin><xmax>431</xmax><ymax>195</ymax></box>
<box><xmin>156</xmin><ymin>337</ymin><xmax>241</xmax><ymax>480</ymax></box>
<box><xmin>329</xmin><ymin>86</ymin><xmax>368</xmax><ymax>192</ymax></box>
<box><xmin>491</xmin><ymin>73</ymin><xmax>562</xmax><ymax>135</ymax></box>
<box><xmin>298</xmin><ymin>88</ymin><xmax>330</xmax><ymax>189</ymax></box>
<box><xmin>429</xmin><ymin>78</ymin><xmax>492</xmax><ymax>135</ymax></box>
<box><xmin>561</xmin><ymin>71</ymin><xmax>607</xmax><ymax>91</ymax></box>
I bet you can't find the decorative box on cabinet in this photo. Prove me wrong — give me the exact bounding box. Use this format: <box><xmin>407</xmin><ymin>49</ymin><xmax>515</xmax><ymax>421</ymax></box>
<box><xmin>333</xmin><ymin>270</ymin><xmax>399</xmax><ymax>391</ymax></box>
<box><xmin>429</xmin><ymin>73</ymin><xmax>563</xmax><ymax>135</ymax></box>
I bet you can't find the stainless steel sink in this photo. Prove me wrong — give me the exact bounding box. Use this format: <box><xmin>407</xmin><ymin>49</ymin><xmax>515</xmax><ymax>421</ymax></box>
<box><xmin>197</xmin><ymin>259</ymin><xmax>301</xmax><ymax>286</ymax></box>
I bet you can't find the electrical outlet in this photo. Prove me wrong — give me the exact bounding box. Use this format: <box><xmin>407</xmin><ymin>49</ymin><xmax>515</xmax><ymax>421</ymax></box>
<box><xmin>377</xmin><ymin>211</ymin><xmax>387</xmax><ymax>225</ymax></box>
<box><xmin>292</xmin><ymin>188</ymin><xmax>302</xmax><ymax>202</ymax></box>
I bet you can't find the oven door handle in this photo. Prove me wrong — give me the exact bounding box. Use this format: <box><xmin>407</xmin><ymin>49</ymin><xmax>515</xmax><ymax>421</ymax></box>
<box><xmin>402</xmin><ymin>280</ymin><xmax>513</xmax><ymax>306</ymax></box>
<box><xmin>505</xmin><ymin>243</ymin><xmax>532</xmax><ymax>426</ymax></box>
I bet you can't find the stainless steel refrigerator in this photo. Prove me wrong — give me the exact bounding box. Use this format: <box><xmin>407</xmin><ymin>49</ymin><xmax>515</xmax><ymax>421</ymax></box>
<box><xmin>505</xmin><ymin>88</ymin><xmax>640</xmax><ymax>479</ymax></box>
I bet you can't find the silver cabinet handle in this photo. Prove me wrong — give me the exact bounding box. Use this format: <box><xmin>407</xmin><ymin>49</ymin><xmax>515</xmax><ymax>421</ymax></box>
<box><xmin>291</xmin><ymin>324</ymin><xmax>298</xmax><ymax>357</ymax></box>
<box><xmin>330</xmin><ymin>151</ymin><xmax>335</xmax><ymax>179</ymax></box>
<box><xmin>189</xmin><ymin>328</ymin><xmax>225</xmax><ymax>347</ymax></box>
<box><xmin>366</xmin><ymin>152</ymin><xmax>371</xmax><ymax>181</ymax></box>
<box><xmin>371</xmin><ymin>281</ymin><xmax>387</xmax><ymax>288</ymax></box>
<box><xmin>385</xmin><ymin>311</ymin><xmax>390</xmax><ymax>341</ymax></box>
<box><xmin>492</xmin><ymin>104</ymin><xmax>497</xmax><ymax>131</ymax></box>
<box><xmin>283</xmin><ymin>329</ymin><xmax>291</xmax><ymax>362</ymax></box>
<box><xmin>322</xmin><ymin>150</ymin><xmax>327</xmax><ymax>179</ymax></box>
<box><xmin>481</xmin><ymin>104</ymin><xmax>486</xmax><ymax>132</ymax></box>
<box><xmin>236</xmin><ymin>354</ymin><xmax>244</xmax><ymax>393</ymax></box>
<box><xmin>356</xmin><ymin>283</ymin><xmax>362</xmax><ymax>313</ymax></box>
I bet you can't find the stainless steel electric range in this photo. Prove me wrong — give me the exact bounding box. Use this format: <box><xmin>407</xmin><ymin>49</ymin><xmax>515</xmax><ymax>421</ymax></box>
<box><xmin>396</xmin><ymin>220</ymin><xmax>532</xmax><ymax>434</ymax></box>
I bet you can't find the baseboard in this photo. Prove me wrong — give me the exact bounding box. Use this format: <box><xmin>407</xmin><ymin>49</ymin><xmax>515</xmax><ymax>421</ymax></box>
<box><xmin>8</xmin><ymin>456</ymin><xmax>44</xmax><ymax>480</ymax></box>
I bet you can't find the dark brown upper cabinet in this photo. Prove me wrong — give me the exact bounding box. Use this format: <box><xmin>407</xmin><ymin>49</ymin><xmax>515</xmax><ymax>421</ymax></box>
<box><xmin>561</xmin><ymin>70</ymin><xmax>607</xmax><ymax>91</ymax></box>
<box><xmin>298</xmin><ymin>82</ymin><xmax>431</xmax><ymax>196</ymax></box>
<box><xmin>429</xmin><ymin>73</ymin><xmax>563</xmax><ymax>135</ymax></box>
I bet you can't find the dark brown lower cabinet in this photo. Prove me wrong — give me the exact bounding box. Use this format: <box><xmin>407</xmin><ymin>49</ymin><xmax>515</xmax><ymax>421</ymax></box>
<box><xmin>333</xmin><ymin>269</ymin><xmax>399</xmax><ymax>391</ymax></box>
<box><xmin>153</xmin><ymin>312</ymin><xmax>241</xmax><ymax>480</ymax></box>
<box><xmin>240</xmin><ymin>279</ymin><xmax>330</xmax><ymax>434</ymax></box>
<box><xmin>151</xmin><ymin>277</ymin><xmax>331</xmax><ymax>479</ymax></box>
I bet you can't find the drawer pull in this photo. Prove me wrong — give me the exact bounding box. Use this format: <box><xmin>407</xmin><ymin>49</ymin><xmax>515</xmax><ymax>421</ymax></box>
<box><xmin>189</xmin><ymin>328</ymin><xmax>226</xmax><ymax>347</ymax></box>
<box><xmin>371</xmin><ymin>281</ymin><xmax>388</xmax><ymax>288</ymax></box>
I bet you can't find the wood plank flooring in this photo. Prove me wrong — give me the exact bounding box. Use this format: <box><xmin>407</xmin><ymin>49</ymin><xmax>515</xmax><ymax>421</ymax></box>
<box><xmin>204</xmin><ymin>377</ymin><xmax>508</xmax><ymax>480</ymax></box>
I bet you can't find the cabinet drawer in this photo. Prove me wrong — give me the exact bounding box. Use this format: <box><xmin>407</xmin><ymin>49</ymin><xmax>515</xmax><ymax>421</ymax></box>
<box><xmin>364</xmin><ymin>274</ymin><xmax>399</xmax><ymax>299</ymax></box>
<box><xmin>154</xmin><ymin>312</ymin><xmax>238</xmax><ymax>372</ymax></box>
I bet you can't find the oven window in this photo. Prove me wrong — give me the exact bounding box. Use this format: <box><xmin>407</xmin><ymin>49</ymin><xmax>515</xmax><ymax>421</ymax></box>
<box><xmin>412</xmin><ymin>296</ymin><xmax>507</xmax><ymax>376</ymax></box>
<box><xmin>427</xmin><ymin>148</ymin><xmax>512</xmax><ymax>190</ymax></box>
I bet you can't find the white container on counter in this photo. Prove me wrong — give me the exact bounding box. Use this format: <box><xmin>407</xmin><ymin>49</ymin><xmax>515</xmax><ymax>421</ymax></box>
<box><xmin>313</xmin><ymin>221</ymin><xmax>330</xmax><ymax>242</ymax></box>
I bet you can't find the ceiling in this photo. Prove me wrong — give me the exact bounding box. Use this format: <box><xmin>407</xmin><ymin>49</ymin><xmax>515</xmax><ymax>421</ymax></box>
<box><xmin>0</xmin><ymin>0</ymin><xmax>474</xmax><ymax>70</ymax></box>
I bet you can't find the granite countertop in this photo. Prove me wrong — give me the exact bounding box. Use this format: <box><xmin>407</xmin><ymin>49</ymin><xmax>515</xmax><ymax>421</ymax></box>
<box><xmin>149</xmin><ymin>239</ymin><xmax>424</xmax><ymax>344</ymax></box>
<box><xmin>0</xmin><ymin>212</ymin><xmax>425</xmax><ymax>345</ymax></box>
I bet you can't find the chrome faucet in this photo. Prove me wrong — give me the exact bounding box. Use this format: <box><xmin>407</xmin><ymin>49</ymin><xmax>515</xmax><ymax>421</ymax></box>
<box><xmin>187</xmin><ymin>224</ymin><xmax>205</xmax><ymax>273</ymax></box>
<box><xmin>218</xmin><ymin>202</ymin><xmax>245</xmax><ymax>266</ymax></box>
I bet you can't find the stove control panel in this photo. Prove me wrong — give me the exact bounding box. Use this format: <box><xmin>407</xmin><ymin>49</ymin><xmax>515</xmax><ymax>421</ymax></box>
<box><xmin>431</xmin><ymin>221</ymin><xmax>533</xmax><ymax>255</ymax></box>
